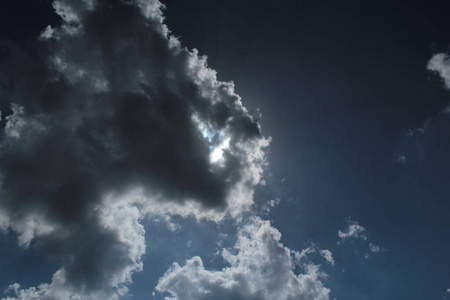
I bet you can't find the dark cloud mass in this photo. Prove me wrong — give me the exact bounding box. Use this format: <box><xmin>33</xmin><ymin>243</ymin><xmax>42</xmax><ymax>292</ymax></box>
<box><xmin>0</xmin><ymin>0</ymin><xmax>269</xmax><ymax>298</ymax></box>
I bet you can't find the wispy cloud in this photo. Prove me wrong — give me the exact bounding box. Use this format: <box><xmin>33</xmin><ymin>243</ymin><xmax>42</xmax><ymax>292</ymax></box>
<box><xmin>443</xmin><ymin>288</ymin><xmax>450</xmax><ymax>299</ymax></box>
<box><xmin>338</xmin><ymin>218</ymin><xmax>383</xmax><ymax>259</ymax></box>
<box><xmin>338</xmin><ymin>218</ymin><xmax>367</xmax><ymax>241</ymax></box>
<box><xmin>428</xmin><ymin>53</ymin><xmax>450</xmax><ymax>90</ymax></box>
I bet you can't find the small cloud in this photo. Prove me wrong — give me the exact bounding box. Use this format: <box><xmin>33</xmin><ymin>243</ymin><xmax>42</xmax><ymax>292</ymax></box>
<box><xmin>40</xmin><ymin>25</ymin><xmax>55</xmax><ymax>40</ymax></box>
<box><xmin>319</xmin><ymin>249</ymin><xmax>335</xmax><ymax>266</ymax></box>
<box><xmin>338</xmin><ymin>218</ymin><xmax>367</xmax><ymax>241</ymax></box>
<box><xmin>218</xmin><ymin>233</ymin><xmax>228</xmax><ymax>239</ymax></box>
<box><xmin>369</xmin><ymin>243</ymin><xmax>382</xmax><ymax>253</ymax></box>
<box><xmin>338</xmin><ymin>218</ymin><xmax>385</xmax><ymax>259</ymax></box>
<box><xmin>293</xmin><ymin>244</ymin><xmax>334</xmax><ymax>267</ymax></box>
<box><xmin>293</xmin><ymin>245</ymin><xmax>316</xmax><ymax>263</ymax></box>
<box><xmin>443</xmin><ymin>288</ymin><xmax>450</xmax><ymax>299</ymax></box>
<box><xmin>396</xmin><ymin>154</ymin><xmax>407</xmax><ymax>165</ymax></box>
<box><xmin>407</xmin><ymin>129</ymin><xmax>414</xmax><ymax>137</ymax></box>
<box><xmin>216</xmin><ymin>233</ymin><xmax>228</xmax><ymax>247</ymax></box>
<box><xmin>427</xmin><ymin>53</ymin><xmax>450</xmax><ymax>90</ymax></box>
<box><xmin>268</xmin><ymin>198</ymin><xmax>281</xmax><ymax>207</ymax></box>
<box><xmin>261</xmin><ymin>198</ymin><xmax>281</xmax><ymax>214</ymax></box>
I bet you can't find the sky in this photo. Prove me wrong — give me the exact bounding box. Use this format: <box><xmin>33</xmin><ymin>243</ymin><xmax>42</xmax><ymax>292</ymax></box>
<box><xmin>0</xmin><ymin>0</ymin><xmax>449</xmax><ymax>299</ymax></box>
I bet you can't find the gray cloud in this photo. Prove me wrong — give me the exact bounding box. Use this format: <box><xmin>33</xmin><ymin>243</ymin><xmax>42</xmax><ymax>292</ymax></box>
<box><xmin>0</xmin><ymin>0</ymin><xmax>269</xmax><ymax>298</ymax></box>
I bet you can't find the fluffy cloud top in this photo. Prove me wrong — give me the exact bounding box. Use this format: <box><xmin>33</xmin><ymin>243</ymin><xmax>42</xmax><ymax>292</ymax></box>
<box><xmin>156</xmin><ymin>217</ymin><xmax>331</xmax><ymax>300</ymax></box>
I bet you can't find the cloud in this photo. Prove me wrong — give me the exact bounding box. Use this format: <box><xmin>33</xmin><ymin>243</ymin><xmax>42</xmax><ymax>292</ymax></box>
<box><xmin>369</xmin><ymin>243</ymin><xmax>382</xmax><ymax>253</ymax></box>
<box><xmin>319</xmin><ymin>250</ymin><xmax>335</xmax><ymax>266</ymax></box>
<box><xmin>155</xmin><ymin>217</ymin><xmax>331</xmax><ymax>300</ymax></box>
<box><xmin>338</xmin><ymin>218</ymin><xmax>383</xmax><ymax>259</ymax></box>
<box><xmin>0</xmin><ymin>0</ymin><xmax>269</xmax><ymax>298</ymax></box>
<box><xmin>293</xmin><ymin>245</ymin><xmax>334</xmax><ymax>267</ymax></box>
<box><xmin>338</xmin><ymin>218</ymin><xmax>367</xmax><ymax>241</ymax></box>
<box><xmin>428</xmin><ymin>53</ymin><xmax>450</xmax><ymax>90</ymax></box>
<box><xmin>396</xmin><ymin>154</ymin><xmax>407</xmax><ymax>165</ymax></box>
<box><xmin>3</xmin><ymin>196</ymin><xmax>145</xmax><ymax>300</ymax></box>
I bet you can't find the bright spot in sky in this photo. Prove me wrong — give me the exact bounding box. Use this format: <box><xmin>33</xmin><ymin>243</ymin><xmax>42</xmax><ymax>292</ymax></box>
<box><xmin>192</xmin><ymin>115</ymin><xmax>230</xmax><ymax>164</ymax></box>
<box><xmin>210</xmin><ymin>137</ymin><xmax>230</xmax><ymax>163</ymax></box>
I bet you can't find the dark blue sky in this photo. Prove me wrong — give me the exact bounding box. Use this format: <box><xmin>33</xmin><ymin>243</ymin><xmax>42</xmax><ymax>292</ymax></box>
<box><xmin>0</xmin><ymin>1</ymin><xmax>449</xmax><ymax>299</ymax></box>
<box><xmin>161</xmin><ymin>1</ymin><xmax>450</xmax><ymax>299</ymax></box>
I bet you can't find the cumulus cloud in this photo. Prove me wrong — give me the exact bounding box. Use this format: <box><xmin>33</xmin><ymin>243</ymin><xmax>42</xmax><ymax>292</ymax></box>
<box><xmin>0</xmin><ymin>0</ymin><xmax>269</xmax><ymax>298</ymax></box>
<box><xmin>155</xmin><ymin>217</ymin><xmax>331</xmax><ymax>300</ymax></box>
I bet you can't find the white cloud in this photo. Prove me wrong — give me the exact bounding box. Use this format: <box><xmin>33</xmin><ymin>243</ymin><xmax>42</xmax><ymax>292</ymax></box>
<box><xmin>428</xmin><ymin>53</ymin><xmax>450</xmax><ymax>89</ymax></box>
<box><xmin>156</xmin><ymin>217</ymin><xmax>331</xmax><ymax>300</ymax></box>
<box><xmin>319</xmin><ymin>250</ymin><xmax>335</xmax><ymax>266</ymax></box>
<box><xmin>293</xmin><ymin>245</ymin><xmax>334</xmax><ymax>267</ymax></box>
<box><xmin>338</xmin><ymin>218</ymin><xmax>385</xmax><ymax>260</ymax></box>
<box><xmin>338</xmin><ymin>218</ymin><xmax>367</xmax><ymax>241</ymax></box>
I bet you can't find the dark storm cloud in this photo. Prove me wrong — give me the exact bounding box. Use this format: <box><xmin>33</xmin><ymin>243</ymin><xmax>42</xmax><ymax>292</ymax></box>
<box><xmin>0</xmin><ymin>0</ymin><xmax>269</xmax><ymax>298</ymax></box>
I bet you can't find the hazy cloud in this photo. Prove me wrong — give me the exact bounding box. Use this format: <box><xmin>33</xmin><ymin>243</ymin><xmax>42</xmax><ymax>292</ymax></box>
<box><xmin>444</xmin><ymin>288</ymin><xmax>450</xmax><ymax>299</ymax></box>
<box><xmin>369</xmin><ymin>243</ymin><xmax>382</xmax><ymax>253</ymax></box>
<box><xmin>338</xmin><ymin>218</ymin><xmax>383</xmax><ymax>259</ymax></box>
<box><xmin>293</xmin><ymin>245</ymin><xmax>334</xmax><ymax>267</ymax></box>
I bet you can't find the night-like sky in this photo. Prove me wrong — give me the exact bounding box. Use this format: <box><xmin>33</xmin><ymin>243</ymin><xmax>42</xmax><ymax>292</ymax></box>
<box><xmin>0</xmin><ymin>1</ymin><xmax>450</xmax><ymax>299</ymax></box>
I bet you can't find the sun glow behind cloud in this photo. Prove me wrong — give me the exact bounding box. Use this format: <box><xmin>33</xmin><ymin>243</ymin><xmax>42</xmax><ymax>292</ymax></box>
<box><xmin>210</xmin><ymin>137</ymin><xmax>230</xmax><ymax>163</ymax></box>
<box><xmin>0</xmin><ymin>1</ymin><xmax>335</xmax><ymax>299</ymax></box>
<box><xmin>192</xmin><ymin>114</ymin><xmax>232</xmax><ymax>164</ymax></box>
